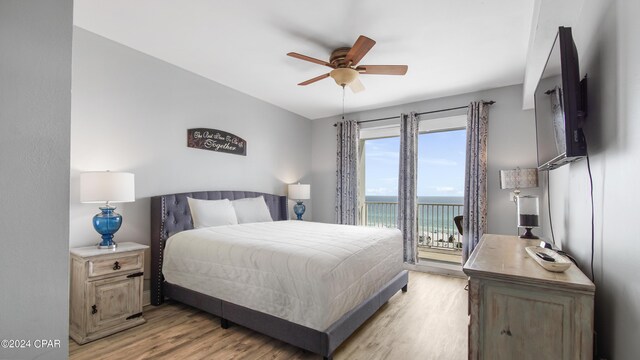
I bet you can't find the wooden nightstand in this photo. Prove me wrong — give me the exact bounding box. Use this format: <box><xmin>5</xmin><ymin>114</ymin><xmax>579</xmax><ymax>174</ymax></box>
<box><xmin>69</xmin><ymin>242</ymin><xmax>148</xmax><ymax>344</ymax></box>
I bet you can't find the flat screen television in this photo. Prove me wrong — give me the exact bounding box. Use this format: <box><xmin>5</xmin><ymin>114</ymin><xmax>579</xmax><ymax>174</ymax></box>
<box><xmin>534</xmin><ymin>26</ymin><xmax>587</xmax><ymax>171</ymax></box>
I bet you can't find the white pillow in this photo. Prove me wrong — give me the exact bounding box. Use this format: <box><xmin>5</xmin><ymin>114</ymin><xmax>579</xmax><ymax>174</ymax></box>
<box><xmin>231</xmin><ymin>196</ymin><xmax>273</xmax><ymax>224</ymax></box>
<box><xmin>187</xmin><ymin>197</ymin><xmax>238</xmax><ymax>228</ymax></box>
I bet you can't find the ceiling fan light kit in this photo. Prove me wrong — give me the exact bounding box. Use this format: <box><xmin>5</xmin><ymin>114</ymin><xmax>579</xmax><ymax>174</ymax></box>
<box><xmin>330</xmin><ymin>68</ymin><xmax>358</xmax><ymax>86</ymax></box>
<box><xmin>287</xmin><ymin>35</ymin><xmax>408</xmax><ymax>93</ymax></box>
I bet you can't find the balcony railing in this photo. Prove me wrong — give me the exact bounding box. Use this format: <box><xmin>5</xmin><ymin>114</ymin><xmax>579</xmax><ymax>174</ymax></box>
<box><xmin>363</xmin><ymin>201</ymin><xmax>463</xmax><ymax>252</ymax></box>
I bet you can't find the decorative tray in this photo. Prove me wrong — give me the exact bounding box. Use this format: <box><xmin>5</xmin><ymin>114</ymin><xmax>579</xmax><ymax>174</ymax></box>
<box><xmin>525</xmin><ymin>246</ymin><xmax>572</xmax><ymax>272</ymax></box>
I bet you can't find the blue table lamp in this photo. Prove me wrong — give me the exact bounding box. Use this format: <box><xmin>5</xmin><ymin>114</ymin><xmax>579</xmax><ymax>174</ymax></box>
<box><xmin>80</xmin><ymin>171</ymin><xmax>135</xmax><ymax>249</ymax></box>
<box><xmin>288</xmin><ymin>183</ymin><xmax>310</xmax><ymax>220</ymax></box>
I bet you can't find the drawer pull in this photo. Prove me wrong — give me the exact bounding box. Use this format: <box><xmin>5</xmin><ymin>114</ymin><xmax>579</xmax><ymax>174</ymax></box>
<box><xmin>113</xmin><ymin>261</ymin><xmax>121</xmax><ymax>271</ymax></box>
<box><xmin>127</xmin><ymin>272</ymin><xmax>144</xmax><ymax>278</ymax></box>
<box><xmin>91</xmin><ymin>305</ymin><xmax>97</xmax><ymax>315</ymax></box>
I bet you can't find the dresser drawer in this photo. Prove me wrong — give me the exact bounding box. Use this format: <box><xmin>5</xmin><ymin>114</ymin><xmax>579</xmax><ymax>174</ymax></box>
<box><xmin>88</xmin><ymin>252</ymin><xmax>143</xmax><ymax>277</ymax></box>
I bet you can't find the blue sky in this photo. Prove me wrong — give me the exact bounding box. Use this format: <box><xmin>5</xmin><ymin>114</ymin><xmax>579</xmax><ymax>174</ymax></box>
<box><xmin>364</xmin><ymin>129</ymin><xmax>466</xmax><ymax>197</ymax></box>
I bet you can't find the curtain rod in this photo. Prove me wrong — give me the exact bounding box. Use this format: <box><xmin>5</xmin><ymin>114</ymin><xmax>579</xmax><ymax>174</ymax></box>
<box><xmin>332</xmin><ymin>100</ymin><xmax>495</xmax><ymax>127</ymax></box>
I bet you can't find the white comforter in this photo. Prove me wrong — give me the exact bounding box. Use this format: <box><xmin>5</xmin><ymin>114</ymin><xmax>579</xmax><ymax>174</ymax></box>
<box><xmin>162</xmin><ymin>220</ymin><xmax>403</xmax><ymax>331</ymax></box>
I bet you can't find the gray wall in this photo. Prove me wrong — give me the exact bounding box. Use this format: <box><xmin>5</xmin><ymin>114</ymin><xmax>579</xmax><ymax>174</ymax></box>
<box><xmin>70</xmin><ymin>28</ymin><xmax>312</xmax><ymax>253</ymax></box>
<box><xmin>311</xmin><ymin>84</ymin><xmax>540</xmax><ymax>237</ymax></box>
<box><xmin>540</xmin><ymin>0</ymin><xmax>640</xmax><ymax>357</ymax></box>
<box><xmin>0</xmin><ymin>1</ymin><xmax>73</xmax><ymax>359</ymax></box>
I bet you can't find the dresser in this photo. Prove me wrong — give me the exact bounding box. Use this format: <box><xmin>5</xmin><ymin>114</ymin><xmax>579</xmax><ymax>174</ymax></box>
<box><xmin>69</xmin><ymin>242</ymin><xmax>148</xmax><ymax>344</ymax></box>
<box><xmin>463</xmin><ymin>234</ymin><xmax>595</xmax><ymax>360</ymax></box>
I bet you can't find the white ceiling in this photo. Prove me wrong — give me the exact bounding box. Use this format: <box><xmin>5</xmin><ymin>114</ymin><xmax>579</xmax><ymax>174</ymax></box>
<box><xmin>74</xmin><ymin>0</ymin><xmax>535</xmax><ymax>119</ymax></box>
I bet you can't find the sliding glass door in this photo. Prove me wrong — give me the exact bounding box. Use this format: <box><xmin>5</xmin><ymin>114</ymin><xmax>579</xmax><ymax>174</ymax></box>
<box><xmin>416</xmin><ymin>128</ymin><xmax>466</xmax><ymax>264</ymax></box>
<box><xmin>360</xmin><ymin>115</ymin><xmax>467</xmax><ymax>265</ymax></box>
<box><xmin>362</xmin><ymin>136</ymin><xmax>400</xmax><ymax>228</ymax></box>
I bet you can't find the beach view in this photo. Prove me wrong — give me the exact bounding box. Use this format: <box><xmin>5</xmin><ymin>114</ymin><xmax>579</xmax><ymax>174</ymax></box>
<box><xmin>363</xmin><ymin>129</ymin><xmax>466</xmax><ymax>260</ymax></box>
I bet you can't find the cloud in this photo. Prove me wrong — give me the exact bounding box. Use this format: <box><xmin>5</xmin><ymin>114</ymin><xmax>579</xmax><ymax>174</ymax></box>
<box><xmin>419</xmin><ymin>158</ymin><xmax>457</xmax><ymax>166</ymax></box>
<box><xmin>367</xmin><ymin>143</ymin><xmax>386</xmax><ymax>151</ymax></box>
<box><xmin>366</xmin><ymin>150</ymin><xmax>399</xmax><ymax>161</ymax></box>
<box><xmin>366</xmin><ymin>187</ymin><xmax>397</xmax><ymax>196</ymax></box>
<box><xmin>436</xmin><ymin>186</ymin><xmax>457</xmax><ymax>193</ymax></box>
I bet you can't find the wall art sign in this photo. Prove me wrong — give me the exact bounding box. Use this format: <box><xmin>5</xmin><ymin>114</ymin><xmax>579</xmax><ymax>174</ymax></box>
<box><xmin>187</xmin><ymin>128</ymin><xmax>247</xmax><ymax>156</ymax></box>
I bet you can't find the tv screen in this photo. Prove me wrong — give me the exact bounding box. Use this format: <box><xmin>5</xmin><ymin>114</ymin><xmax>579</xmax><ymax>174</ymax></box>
<box><xmin>534</xmin><ymin>27</ymin><xmax>586</xmax><ymax>170</ymax></box>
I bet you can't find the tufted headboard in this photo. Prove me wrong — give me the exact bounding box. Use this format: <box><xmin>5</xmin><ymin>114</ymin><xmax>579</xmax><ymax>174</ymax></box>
<box><xmin>150</xmin><ymin>190</ymin><xmax>288</xmax><ymax>305</ymax></box>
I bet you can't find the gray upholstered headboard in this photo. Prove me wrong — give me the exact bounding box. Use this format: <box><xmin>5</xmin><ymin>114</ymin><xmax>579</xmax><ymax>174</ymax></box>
<box><xmin>150</xmin><ymin>190</ymin><xmax>288</xmax><ymax>305</ymax></box>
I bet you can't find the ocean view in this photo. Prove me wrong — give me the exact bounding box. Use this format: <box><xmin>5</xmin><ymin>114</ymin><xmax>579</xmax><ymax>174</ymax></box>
<box><xmin>363</xmin><ymin>131</ymin><xmax>465</xmax><ymax>250</ymax></box>
<box><xmin>365</xmin><ymin>196</ymin><xmax>464</xmax><ymax>248</ymax></box>
<box><xmin>365</xmin><ymin>196</ymin><xmax>464</xmax><ymax>205</ymax></box>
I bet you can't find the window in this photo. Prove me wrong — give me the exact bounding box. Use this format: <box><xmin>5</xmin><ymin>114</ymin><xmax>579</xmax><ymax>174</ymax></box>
<box><xmin>363</xmin><ymin>136</ymin><xmax>399</xmax><ymax>227</ymax></box>
<box><xmin>416</xmin><ymin>128</ymin><xmax>465</xmax><ymax>263</ymax></box>
<box><xmin>362</xmin><ymin>115</ymin><xmax>466</xmax><ymax>264</ymax></box>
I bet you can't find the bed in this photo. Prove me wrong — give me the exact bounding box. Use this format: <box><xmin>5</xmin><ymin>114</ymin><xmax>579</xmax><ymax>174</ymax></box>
<box><xmin>150</xmin><ymin>191</ymin><xmax>408</xmax><ymax>360</ymax></box>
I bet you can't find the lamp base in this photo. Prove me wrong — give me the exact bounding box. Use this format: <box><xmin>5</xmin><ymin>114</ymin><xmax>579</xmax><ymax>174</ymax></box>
<box><xmin>293</xmin><ymin>201</ymin><xmax>306</xmax><ymax>221</ymax></box>
<box><xmin>97</xmin><ymin>242</ymin><xmax>118</xmax><ymax>250</ymax></box>
<box><xmin>520</xmin><ymin>227</ymin><xmax>539</xmax><ymax>239</ymax></box>
<box><xmin>93</xmin><ymin>205</ymin><xmax>123</xmax><ymax>249</ymax></box>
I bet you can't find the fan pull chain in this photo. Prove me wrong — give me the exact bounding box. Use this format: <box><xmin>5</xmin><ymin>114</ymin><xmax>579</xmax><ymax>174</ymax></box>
<box><xmin>342</xmin><ymin>85</ymin><xmax>345</xmax><ymax>120</ymax></box>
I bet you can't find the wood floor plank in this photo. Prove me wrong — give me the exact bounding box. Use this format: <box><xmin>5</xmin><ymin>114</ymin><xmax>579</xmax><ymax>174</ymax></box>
<box><xmin>70</xmin><ymin>271</ymin><xmax>467</xmax><ymax>360</ymax></box>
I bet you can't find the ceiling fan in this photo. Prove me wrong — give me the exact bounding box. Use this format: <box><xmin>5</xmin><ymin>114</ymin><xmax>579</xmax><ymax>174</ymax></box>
<box><xmin>287</xmin><ymin>35</ymin><xmax>408</xmax><ymax>93</ymax></box>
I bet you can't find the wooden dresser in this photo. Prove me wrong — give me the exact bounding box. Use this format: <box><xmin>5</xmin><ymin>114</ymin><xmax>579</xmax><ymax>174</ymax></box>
<box><xmin>463</xmin><ymin>234</ymin><xmax>595</xmax><ymax>360</ymax></box>
<box><xmin>69</xmin><ymin>242</ymin><xmax>148</xmax><ymax>344</ymax></box>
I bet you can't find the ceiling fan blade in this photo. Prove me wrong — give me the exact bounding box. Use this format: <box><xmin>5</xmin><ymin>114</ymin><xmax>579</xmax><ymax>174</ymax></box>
<box><xmin>287</xmin><ymin>52</ymin><xmax>334</xmax><ymax>68</ymax></box>
<box><xmin>356</xmin><ymin>65</ymin><xmax>408</xmax><ymax>75</ymax></box>
<box><xmin>345</xmin><ymin>35</ymin><xmax>376</xmax><ymax>66</ymax></box>
<box><xmin>349</xmin><ymin>78</ymin><xmax>365</xmax><ymax>93</ymax></box>
<box><xmin>298</xmin><ymin>73</ymin><xmax>330</xmax><ymax>86</ymax></box>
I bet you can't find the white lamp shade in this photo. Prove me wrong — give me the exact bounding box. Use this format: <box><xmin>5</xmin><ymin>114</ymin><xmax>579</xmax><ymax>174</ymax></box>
<box><xmin>499</xmin><ymin>168</ymin><xmax>538</xmax><ymax>190</ymax></box>
<box><xmin>80</xmin><ymin>171</ymin><xmax>135</xmax><ymax>203</ymax></box>
<box><xmin>288</xmin><ymin>183</ymin><xmax>310</xmax><ymax>200</ymax></box>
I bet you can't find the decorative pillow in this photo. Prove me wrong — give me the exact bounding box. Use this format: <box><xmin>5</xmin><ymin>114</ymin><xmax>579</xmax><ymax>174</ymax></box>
<box><xmin>231</xmin><ymin>196</ymin><xmax>273</xmax><ymax>224</ymax></box>
<box><xmin>187</xmin><ymin>197</ymin><xmax>238</xmax><ymax>228</ymax></box>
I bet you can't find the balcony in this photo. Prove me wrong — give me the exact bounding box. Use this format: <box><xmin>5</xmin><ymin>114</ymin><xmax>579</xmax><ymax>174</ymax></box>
<box><xmin>363</xmin><ymin>201</ymin><xmax>463</xmax><ymax>264</ymax></box>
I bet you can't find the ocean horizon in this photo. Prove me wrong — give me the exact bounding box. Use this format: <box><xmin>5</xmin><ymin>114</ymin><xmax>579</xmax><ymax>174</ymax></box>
<box><xmin>366</xmin><ymin>195</ymin><xmax>463</xmax><ymax>205</ymax></box>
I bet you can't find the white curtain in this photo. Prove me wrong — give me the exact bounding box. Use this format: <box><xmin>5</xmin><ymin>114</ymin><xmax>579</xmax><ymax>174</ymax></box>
<box><xmin>398</xmin><ymin>112</ymin><xmax>418</xmax><ymax>264</ymax></box>
<box><xmin>462</xmin><ymin>102</ymin><xmax>489</xmax><ymax>264</ymax></box>
<box><xmin>335</xmin><ymin>120</ymin><xmax>359</xmax><ymax>225</ymax></box>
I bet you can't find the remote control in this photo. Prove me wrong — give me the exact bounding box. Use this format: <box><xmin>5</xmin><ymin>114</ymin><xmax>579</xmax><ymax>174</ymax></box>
<box><xmin>525</xmin><ymin>246</ymin><xmax>571</xmax><ymax>272</ymax></box>
<box><xmin>535</xmin><ymin>252</ymin><xmax>556</xmax><ymax>262</ymax></box>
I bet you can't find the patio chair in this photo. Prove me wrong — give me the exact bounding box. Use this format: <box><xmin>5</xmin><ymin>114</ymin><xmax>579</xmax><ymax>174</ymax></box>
<box><xmin>453</xmin><ymin>215</ymin><xmax>463</xmax><ymax>235</ymax></box>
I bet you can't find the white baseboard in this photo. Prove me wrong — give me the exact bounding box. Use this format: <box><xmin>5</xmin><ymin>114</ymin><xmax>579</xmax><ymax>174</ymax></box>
<box><xmin>405</xmin><ymin>261</ymin><xmax>466</xmax><ymax>278</ymax></box>
<box><xmin>143</xmin><ymin>290</ymin><xmax>151</xmax><ymax>307</ymax></box>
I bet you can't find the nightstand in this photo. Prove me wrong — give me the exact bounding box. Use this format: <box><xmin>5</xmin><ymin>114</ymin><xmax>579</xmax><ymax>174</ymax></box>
<box><xmin>69</xmin><ymin>242</ymin><xmax>148</xmax><ymax>344</ymax></box>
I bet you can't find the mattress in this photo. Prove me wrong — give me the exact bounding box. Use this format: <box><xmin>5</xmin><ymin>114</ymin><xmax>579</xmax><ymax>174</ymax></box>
<box><xmin>162</xmin><ymin>220</ymin><xmax>403</xmax><ymax>331</ymax></box>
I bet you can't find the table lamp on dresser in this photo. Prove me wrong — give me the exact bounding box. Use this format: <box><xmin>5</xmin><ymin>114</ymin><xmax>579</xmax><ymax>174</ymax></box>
<box><xmin>499</xmin><ymin>167</ymin><xmax>539</xmax><ymax>238</ymax></box>
<box><xmin>80</xmin><ymin>171</ymin><xmax>135</xmax><ymax>249</ymax></box>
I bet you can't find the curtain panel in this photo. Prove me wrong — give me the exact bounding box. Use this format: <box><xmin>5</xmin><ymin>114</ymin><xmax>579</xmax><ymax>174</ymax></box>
<box><xmin>398</xmin><ymin>112</ymin><xmax>418</xmax><ymax>264</ymax></box>
<box><xmin>462</xmin><ymin>102</ymin><xmax>489</xmax><ymax>264</ymax></box>
<box><xmin>335</xmin><ymin>120</ymin><xmax>359</xmax><ymax>225</ymax></box>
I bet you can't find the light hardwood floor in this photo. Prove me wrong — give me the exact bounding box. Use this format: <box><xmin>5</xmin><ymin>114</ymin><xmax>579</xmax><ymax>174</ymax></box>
<box><xmin>69</xmin><ymin>271</ymin><xmax>468</xmax><ymax>360</ymax></box>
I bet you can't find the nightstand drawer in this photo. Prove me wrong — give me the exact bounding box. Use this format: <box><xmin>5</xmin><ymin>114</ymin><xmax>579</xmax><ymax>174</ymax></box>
<box><xmin>88</xmin><ymin>252</ymin><xmax>143</xmax><ymax>277</ymax></box>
